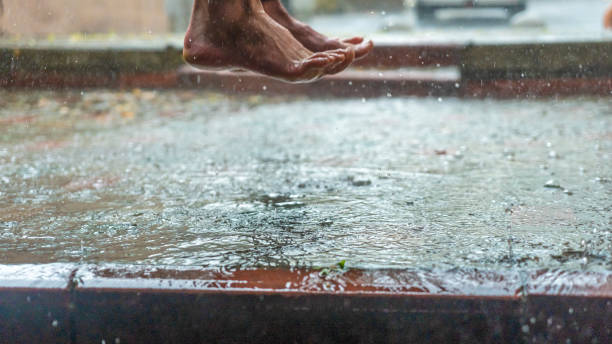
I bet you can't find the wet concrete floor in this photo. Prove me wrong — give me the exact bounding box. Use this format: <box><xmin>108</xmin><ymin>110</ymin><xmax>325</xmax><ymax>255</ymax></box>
<box><xmin>0</xmin><ymin>90</ymin><xmax>610</xmax><ymax>271</ymax></box>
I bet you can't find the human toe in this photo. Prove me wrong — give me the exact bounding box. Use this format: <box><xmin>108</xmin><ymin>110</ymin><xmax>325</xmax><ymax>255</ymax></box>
<box><xmin>342</xmin><ymin>37</ymin><xmax>364</xmax><ymax>45</ymax></box>
<box><xmin>302</xmin><ymin>56</ymin><xmax>334</xmax><ymax>68</ymax></box>
<box><xmin>352</xmin><ymin>40</ymin><xmax>374</xmax><ymax>60</ymax></box>
<box><xmin>325</xmin><ymin>48</ymin><xmax>355</xmax><ymax>75</ymax></box>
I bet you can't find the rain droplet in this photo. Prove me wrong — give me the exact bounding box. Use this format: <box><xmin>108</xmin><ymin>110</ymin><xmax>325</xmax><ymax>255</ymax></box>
<box><xmin>544</xmin><ymin>179</ymin><xmax>562</xmax><ymax>189</ymax></box>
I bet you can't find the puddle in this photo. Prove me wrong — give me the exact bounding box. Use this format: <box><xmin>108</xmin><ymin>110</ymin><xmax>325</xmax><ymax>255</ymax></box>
<box><xmin>0</xmin><ymin>90</ymin><xmax>610</xmax><ymax>271</ymax></box>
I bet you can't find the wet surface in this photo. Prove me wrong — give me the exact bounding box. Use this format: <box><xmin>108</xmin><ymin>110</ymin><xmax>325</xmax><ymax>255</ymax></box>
<box><xmin>0</xmin><ymin>90</ymin><xmax>610</xmax><ymax>271</ymax></box>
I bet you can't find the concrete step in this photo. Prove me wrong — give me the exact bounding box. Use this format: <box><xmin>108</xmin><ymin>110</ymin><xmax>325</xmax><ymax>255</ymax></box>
<box><xmin>178</xmin><ymin>65</ymin><xmax>461</xmax><ymax>98</ymax></box>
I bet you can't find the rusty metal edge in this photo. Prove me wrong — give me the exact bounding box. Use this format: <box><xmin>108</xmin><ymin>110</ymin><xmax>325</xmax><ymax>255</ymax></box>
<box><xmin>0</xmin><ymin>264</ymin><xmax>610</xmax><ymax>297</ymax></box>
<box><xmin>1</xmin><ymin>287</ymin><xmax>524</xmax><ymax>343</ymax></box>
<box><xmin>0</xmin><ymin>289</ymin><xmax>610</xmax><ymax>343</ymax></box>
<box><xmin>0</xmin><ymin>265</ymin><xmax>610</xmax><ymax>343</ymax></box>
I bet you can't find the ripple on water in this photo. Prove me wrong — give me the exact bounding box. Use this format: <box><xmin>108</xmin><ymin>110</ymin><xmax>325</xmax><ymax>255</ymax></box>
<box><xmin>0</xmin><ymin>91</ymin><xmax>610</xmax><ymax>270</ymax></box>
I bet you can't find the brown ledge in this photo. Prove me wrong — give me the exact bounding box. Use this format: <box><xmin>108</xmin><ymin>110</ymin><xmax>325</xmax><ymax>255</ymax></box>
<box><xmin>1</xmin><ymin>264</ymin><xmax>610</xmax><ymax>343</ymax></box>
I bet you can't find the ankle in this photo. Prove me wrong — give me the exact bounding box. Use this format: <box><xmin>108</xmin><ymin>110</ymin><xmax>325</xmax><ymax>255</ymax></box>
<box><xmin>186</xmin><ymin>0</ymin><xmax>256</xmax><ymax>48</ymax></box>
<box><xmin>208</xmin><ymin>0</ymin><xmax>264</xmax><ymax>24</ymax></box>
<box><xmin>262</xmin><ymin>0</ymin><xmax>293</xmax><ymax>27</ymax></box>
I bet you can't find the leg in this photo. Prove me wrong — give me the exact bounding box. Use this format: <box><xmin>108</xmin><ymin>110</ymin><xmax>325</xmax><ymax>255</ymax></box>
<box><xmin>261</xmin><ymin>0</ymin><xmax>373</xmax><ymax>60</ymax></box>
<box><xmin>183</xmin><ymin>0</ymin><xmax>355</xmax><ymax>83</ymax></box>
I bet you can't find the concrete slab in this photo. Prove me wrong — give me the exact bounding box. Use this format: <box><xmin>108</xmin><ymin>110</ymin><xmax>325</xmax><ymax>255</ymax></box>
<box><xmin>1</xmin><ymin>84</ymin><xmax>610</xmax><ymax>342</ymax></box>
<box><xmin>462</xmin><ymin>41</ymin><xmax>612</xmax><ymax>80</ymax></box>
<box><xmin>177</xmin><ymin>66</ymin><xmax>460</xmax><ymax>98</ymax></box>
<box><xmin>2</xmin><ymin>40</ymin><xmax>611</xmax><ymax>98</ymax></box>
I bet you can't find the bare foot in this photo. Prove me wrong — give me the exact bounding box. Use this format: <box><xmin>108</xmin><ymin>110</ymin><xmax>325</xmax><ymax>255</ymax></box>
<box><xmin>183</xmin><ymin>0</ymin><xmax>355</xmax><ymax>83</ymax></box>
<box><xmin>605</xmin><ymin>3</ymin><xmax>612</xmax><ymax>29</ymax></box>
<box><xmin>261</xmin><ymin>0</ymin><xmax>373</xmax><ymax>60</ymax></box>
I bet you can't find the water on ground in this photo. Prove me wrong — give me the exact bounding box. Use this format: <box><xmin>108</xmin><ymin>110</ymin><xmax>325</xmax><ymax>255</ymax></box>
<box><xmin>0</xmin><ymin>90</ymin><xmax>610</xmax><ymax>271</ymax></box>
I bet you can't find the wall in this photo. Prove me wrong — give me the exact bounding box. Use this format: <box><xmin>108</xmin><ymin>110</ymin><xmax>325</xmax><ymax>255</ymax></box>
<box><xmin>0</xmin><ymin>0</ymin><xmax>168</xmax><ymax>37</ymax></box>
<box><xmin>0</xmin><ymin>0</ymin><xmax>408</xmax><ymax>38</ymax></box>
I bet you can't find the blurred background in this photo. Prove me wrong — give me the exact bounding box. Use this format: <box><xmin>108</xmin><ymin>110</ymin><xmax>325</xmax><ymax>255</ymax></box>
<box><xmin>0</xmin><ymin>0</ymin><xmax>610</xmax><ymax>41</ymax></box>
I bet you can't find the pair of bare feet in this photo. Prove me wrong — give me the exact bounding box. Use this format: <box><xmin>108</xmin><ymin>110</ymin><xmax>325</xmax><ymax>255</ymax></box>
<box><xmin>183</xmin><ymin>0</ymin><xmax>373</xmax><ymax>83</ymax></box>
